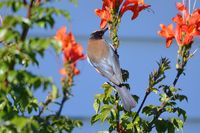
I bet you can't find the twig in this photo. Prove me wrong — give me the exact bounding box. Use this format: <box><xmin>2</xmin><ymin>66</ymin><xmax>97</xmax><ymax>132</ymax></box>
<box><xmin>21</xmin><ymin>0</ymin><xmax>35</xmax><ymax>41</ymax></box>
<box><xmin>115</xmin><ymin>93</ymin><xmax>121</xmax><ymax>132</ymax></box>
<box><xmin>56</xmin><ymin>96</ymin><xmax>67</xmax><ymax>117</ymax></box>
<box><xmin>132</xmin><ymin>91</ymin><xmax>150</xmax><ymax>123</ymax></box>
<box><xmin>38</xmin><ymin>99</ymin><xmax>51</xmax><ymax>117</ymax></box>
<box><xmin>173</xmin><ymin>69</ymin><xmax>183</xmax><ymax>86</ymax></box>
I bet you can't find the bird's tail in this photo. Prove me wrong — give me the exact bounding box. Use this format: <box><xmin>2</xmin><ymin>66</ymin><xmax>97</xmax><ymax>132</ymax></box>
<box><xmin>115</xmin><ymin>85</ymin><xmax>136</xmax><ymax>111</ymax></box>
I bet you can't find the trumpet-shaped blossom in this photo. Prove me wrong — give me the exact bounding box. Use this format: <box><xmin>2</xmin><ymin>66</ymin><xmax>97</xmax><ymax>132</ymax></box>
<box><xmin>95</xmin><ymin>0</ymin><xmax>150</xmax><ymax>29</ymax></box>
<box><xmin>158</xmin><ymin>2</ymin><xmax>200</xmax><ymax>48</ymax></box>
<box><xmin>119</xmin><ymin>0</ymin><xmax>150</xmax><ymax>20</ymax></box>
<box><xmin>55</xmin><ymin>26</ymin><xmax>85</xmax><ymax>76</ymax></box>
<box><xmin>158</xmin><ymin>24</ymin><xmax>175</xmax><ymax>48</ymax></box>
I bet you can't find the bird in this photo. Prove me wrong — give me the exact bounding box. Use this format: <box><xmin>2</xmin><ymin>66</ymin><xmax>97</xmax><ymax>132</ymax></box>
<box><xmin>87</xmin><ymin>27</ymin><xmax>136</xmax><ymax>111</ymax></box>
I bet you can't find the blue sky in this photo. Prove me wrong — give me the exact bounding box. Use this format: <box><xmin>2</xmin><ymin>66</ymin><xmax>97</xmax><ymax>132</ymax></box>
<box><xmin>1</xmin><ymin>0</ymin><xmax>200</xmax><ymax>132</ymax></box>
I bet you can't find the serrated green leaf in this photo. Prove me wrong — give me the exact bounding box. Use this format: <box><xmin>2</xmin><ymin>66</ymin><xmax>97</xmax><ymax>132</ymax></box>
<box><xmin>91</xmin><ymin>114</ymin><xmax>101</xmax><ymax>125</ymax></box>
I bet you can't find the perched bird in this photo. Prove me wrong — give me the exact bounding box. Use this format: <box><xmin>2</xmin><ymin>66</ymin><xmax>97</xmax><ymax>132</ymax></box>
<box><xmin>87</xmin><ymin>28</ymin><xmax>136</xmax><ymax>111</ymax></box>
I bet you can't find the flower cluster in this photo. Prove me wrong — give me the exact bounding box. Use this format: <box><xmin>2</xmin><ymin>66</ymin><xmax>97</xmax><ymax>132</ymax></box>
<box><xmin>95</xmin><ymin>0</ymin><xmax>150</xmax><ymax>29</ymax></box>
<box><xmin>158</xmin><ymin>2</ymin><xmax>200</xmax><ymax>48</ymax></box>
<box><xmin>55</xmin><ymin>26</ymin><xmax>85</xmax><ymax>77</ymax></box>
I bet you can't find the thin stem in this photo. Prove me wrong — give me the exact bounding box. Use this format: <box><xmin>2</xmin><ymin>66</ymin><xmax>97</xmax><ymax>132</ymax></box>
<box><xmin>56</xmin><ymin>96</ymin><xmax>67</xmax><ymax>117</ymax></box>
<box><xmin>132</xmin><ymin>91</ymin><xmax>150</xmax><ymax>123</ymax></box>
<box><xmin>173</xmin><ymin>69</ymin><xmax>183</xmax><ymax>86</ymax></box>
<box><xmin>38</xmin><ymin>100</ymin><xmax>51</xmax><ymax>117</ymax></box>
<box><xmin>116</xmin><ymin>93</ymin><xmax>121</xmax><ymax>132</ymax></box>
<box><xmin>38</xmin><ymin>106</ymin><xmax>44</xmax><ymax>117</ymax></box>
<box><xmin>21</xmin><ymin>0</ymin><xmax>35</xmax><ymax>41</ymax></box>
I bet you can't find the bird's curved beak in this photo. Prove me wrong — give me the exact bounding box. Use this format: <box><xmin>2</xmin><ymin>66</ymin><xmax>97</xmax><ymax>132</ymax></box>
<box><xmin>102</xmin><ymin>27</ymin><xmax>108</xmax><ymax>33</ymax></box>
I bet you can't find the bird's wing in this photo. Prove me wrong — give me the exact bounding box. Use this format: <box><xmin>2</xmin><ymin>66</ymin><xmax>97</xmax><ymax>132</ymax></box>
<box><xmin>88</xmin><ymin>56</ymin><xmax>114</xmax><ymax>77</ymax></box>
<box><xmin>107</xmin><ymin>43</ymin><xmax>123</xmax><ymax>83</ymax></box>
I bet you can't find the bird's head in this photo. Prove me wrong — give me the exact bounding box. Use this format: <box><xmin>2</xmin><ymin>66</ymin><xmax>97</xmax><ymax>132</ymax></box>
<box><xmin>89</xmin><ymin>27</ymin><xmax>108</xmax><ymax>40</ymax></box>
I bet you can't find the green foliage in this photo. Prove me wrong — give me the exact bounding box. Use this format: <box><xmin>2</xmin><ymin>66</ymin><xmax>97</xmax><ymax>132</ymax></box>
<box><xmin>36</xmin><ymin>115</ymin><xmax>82</xmax><ymax>132</ymax></box>
<box><xmin>0</xmin><ymin>0</ymin><xmax>82</xmax><ymax>132</ymax></box>
<box><xmin>92</xmin><ymin>57</ymin><xmax>187</xmax><ymax>133</ymax></box>
<box><xmin>141</xmin><ymin>59</ymin><xmax>187</xmax><ymax>133</ymax></box>
<box><xmin>91</xmin><ymin>83</ymin><xmax>115</xmax><ymax>124</ymax></box>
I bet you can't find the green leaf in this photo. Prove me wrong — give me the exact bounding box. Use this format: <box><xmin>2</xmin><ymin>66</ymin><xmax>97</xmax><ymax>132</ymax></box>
<box><xmin>103</xmin><ymin>84</ymin><xmax>113</xmax><ymax>99</ymax></box>
<box><xmin>7</xmin><ymin>70</ymin><xmax>17</xmax><ymax>82</ymax></box>
<box><xmin>142</xmin><ymin>105</ymin><xmax>157</xmax><ymax>116</ymax></box>
<box><xmin>168</xmin><ymin>121</ymin><xmax>175</xmax><ymax>133</ymax></box>
<box><xmin>155</xmin><ymin>119</ymin><xmax>168</xmax><ymax>133</ymax></box>
<box><xmin>3</xmin><ymin>16</ymin><xmax>31</xmax><ymax>28</ymax></box>
<box><xmin>95</xmin><ymin>131</ymin><xmax>109</xmax><ymax>133</ymax></box>
<box><xmin>170</xmin><ymin>118</ymin><xmax>184</xmax><ymax>131</ymax></box>
<box><xmin>173</xmin><ymin>94</ymin><xmax>188</xmax><ymax>102</ymax></box>
<box><xmin>32</xmin><ymin>7</ymin><xmax>70</xmax><ymax>28</ymax></box>
<box><xmin>93</xmin><ymin>99</ymin><xmax>101</xmax><ymax>114</ymax></box>
<box><xmin>174</xmin><ymin>107</ymin><xmax>187</xmax><ymax>121</ymax></box>
<box><xmin>0</xmin><ymin>97</ymin><xmax>8</xmax><ymax>111</ymax></box>
<box><xmin>150</xmin><ymin>88</ymin><xmax>158</xmax><ymax>94</ymax></box>
<box><xmin>132</xmin><ymin>95</ymin><xmax>139</xmax><ymax>103</ymax></box>
<box><xmin>91</xmin><ymin>114</ymin><xmax>101</xmax><ymax>125</ymax></box>
<box><xmin>159</xmin><ymin>93</ymin><xmax>169</xmax><ymax>103</ymax></box>
<box><xmin>126</xmin><ymin>122</ymin><xmax>134</xmax><ymax>130</ymax></box>
<box><xmin>0</xmin><ymin>1</ymin><xmax>24</xmax><ymax>12</ymax></box>
<box><xmin>100</xmin><ymin>105</ymin><xmax>113</xmax><ymax>122</ymax></box>
<box><xmin>95</xmin><ymin>94</ymin><xmax>105</xmax><ymax>102</ymax></box>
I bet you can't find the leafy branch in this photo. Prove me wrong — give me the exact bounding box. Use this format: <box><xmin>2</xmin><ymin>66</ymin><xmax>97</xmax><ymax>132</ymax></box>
<box><xmin>146</xmin><ymin>45</ymin><xmax>191</xmax><ymax>131</ymax></box>
<box><xmin>132</xmin><ymin>57</ymin><xmax>170</xmax><ymax>123</ymax></box>
<box><xmin>0</xmin><ymin>0</ymin><xmax>82</xmax><ymax>132</ymax></box>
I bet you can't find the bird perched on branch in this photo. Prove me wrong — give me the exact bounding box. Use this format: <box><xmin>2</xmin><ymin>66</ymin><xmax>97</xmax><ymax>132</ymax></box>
<box><xmin>87</xmin><ymin>27</ymin><xmax>136</xmax><ymax>111</ymax></box>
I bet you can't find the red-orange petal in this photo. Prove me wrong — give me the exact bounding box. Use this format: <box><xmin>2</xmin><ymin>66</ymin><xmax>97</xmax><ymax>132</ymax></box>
<box><xmin>100</xmin><ymin>20</ymin><xmax>108</xmax><ymax>29</ymax></box>
<box><xmin>172</xmin><ymin>14</ymin><xmax>183</xmax><ymax>24</ymax></box>
<box><xmin>166</xmin><ymin>38</ymin><xmax>173</xmax><ymax>48</ymax></box>
<box><xmin>55</xmin><ymin>26</ymin><xmax>67</xmax><ymax>41</ymax></box>
<box><xmin>59</xmin><ymin>68</ymin><xmax>67</xmax><ymax>76</ymax></box>
<box><xmin>176</xmin><ymin>2</ymin><xmax>186</xmax><ymax>12</ymax></box>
